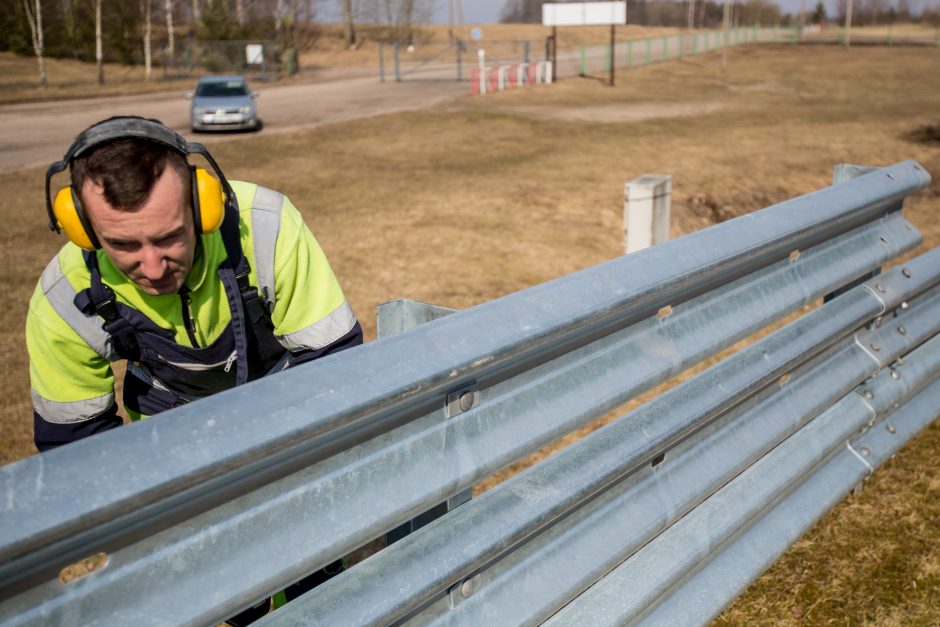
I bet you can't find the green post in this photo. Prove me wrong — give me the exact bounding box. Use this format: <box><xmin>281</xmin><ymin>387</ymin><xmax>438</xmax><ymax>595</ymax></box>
<box><xmin>838</xmin><ymin>28</ymin><xmax>844</xmax><ymax>45</ymax></box>
<box><xmin>605</xmin><ymin>42</ymin><xmax>612</xmax><ymax>72</ymax></box>
<box><xmin>792</xmin><ymin>24</ymin><xmax>799</xmax><ymax>44</ymax></box>
<box><xmin>678</xmin><ymin>35</ymin><xmax>684</xmax><ymax>58</ymax></box>
<box><xmin>662</xmin><ymin>35</ymin><xmax>669</xmax><ymax>61</ymax></box>
<box><xmin>753</xmin><ymin>24</ymin><xmax>758</xmax><ymax>43</ymax></box>
<box><xmin>646</xmin><ymin>37</ymin><xmax>652</xmax><ymax>64</ymax></box>
<box><xmin>580</xmin><ymin>45</ymin><xmax>586</xmax><ymax>76</ymax></box>
<box><xmin>627</xmin><ymin>40</ymin><xmax>633</xmax><ymax>67</ymax></box>
<box><xmin>887</xmin><ymin>24</ymin><xmax>894</xmax><ymax>46</ymax></box>
<box><xmin>693</xmin><ymin>33</ymin><xmax>698</xmax><ymax>54</ymax></box>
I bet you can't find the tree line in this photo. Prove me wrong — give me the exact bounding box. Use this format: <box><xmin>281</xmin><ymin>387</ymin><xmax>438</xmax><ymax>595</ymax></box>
<box><xmin>4</xmin><ymin>0</ymin><xmax>432</xmax><ymax>87</ymax></box>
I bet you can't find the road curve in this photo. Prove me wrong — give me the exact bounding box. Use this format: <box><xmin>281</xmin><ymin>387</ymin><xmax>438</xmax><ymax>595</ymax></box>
<box><xmin>0</xmin><ymin>72</ymin><xmax>468</xmax><ymax>174</ymax></box>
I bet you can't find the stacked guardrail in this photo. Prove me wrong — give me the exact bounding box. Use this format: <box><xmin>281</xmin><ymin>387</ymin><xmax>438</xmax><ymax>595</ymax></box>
<box><xmin>1</xmin><ymin>161</ymin><xmax>937</xmax><ymax>626</ymax></box>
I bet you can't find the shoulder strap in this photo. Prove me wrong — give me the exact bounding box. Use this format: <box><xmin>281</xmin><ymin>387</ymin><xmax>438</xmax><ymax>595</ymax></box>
<box><xmin>75</xmin><ymin>251</ymin><xmax>142</xmax><ymax>362</ymax></box>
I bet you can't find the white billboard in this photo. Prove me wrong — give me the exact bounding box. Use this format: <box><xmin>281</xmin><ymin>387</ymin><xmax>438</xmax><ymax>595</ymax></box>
<box><xmin>542</xmin><ymin>2</ymin><xmax>627</xmax><ymax>26</ymax></box>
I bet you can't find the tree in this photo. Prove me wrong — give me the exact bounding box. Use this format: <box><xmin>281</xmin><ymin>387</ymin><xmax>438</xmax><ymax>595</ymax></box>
<box><xmin>342</xmin><ymin>0</ymin><xmax>358</xmax><ymax>47</ymax></box>
<box><xmin>21</xmin><ymin>0</ymin><xmax>47</xmax><ymax>87</ymax></box>
<box><xmin>810</xmin><ymin>0</ymin><xmax>826</xmax><ymax>23</ymax></box>
<box><xmin>95</xmin><ymin>0</ymin><xmax>103</xmax><ymax>84</ymax></box>
<box><xmin>142</xmin><ymin>0</ymin><xmax>153</xmax><ymax>79</ymax></box>
<box><xmin>166</xmin><ymin>0</ymin><xmax>175</xmax><ymax>58</ymax></box>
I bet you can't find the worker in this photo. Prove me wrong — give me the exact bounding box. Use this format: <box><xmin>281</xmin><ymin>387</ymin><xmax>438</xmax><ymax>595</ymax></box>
<box><xmin>27</xmin><ymin>116</ymin><xmax>361</xmax><ymax>624</ymax></box>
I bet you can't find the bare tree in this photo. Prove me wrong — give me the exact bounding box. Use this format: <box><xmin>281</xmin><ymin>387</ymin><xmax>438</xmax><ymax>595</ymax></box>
<box><xmin>688</xmin><ymin>0</ymin><xmax>697</xmax><ymax>28</ymax></box>
<box><xmin>342</xmin><ymin>0</ymin><xmax>358</xmax><ymax>47</ymax></box>
<box><xmin>21</xmin><ymin>0</ymin><xmax>47</xmax><ymax>88</ymax></box>
<box><xmin>142</xmin><ymin>0</ymin><xmax>153</xmax><ymax>80</ymax></box>
<box><xmin>96</xmin><ymin>0</ymin><xmax>104</xmax><ymax>85</ymax></box>
<box><xmin>166</xmin><ymin>0</ymin><xmax>175</xmax><ymax>58</ymax></box>
<box><xmin>236</xmin><ymin>0</ymin><xmax>245</xmax><ymax>24</ymax></box>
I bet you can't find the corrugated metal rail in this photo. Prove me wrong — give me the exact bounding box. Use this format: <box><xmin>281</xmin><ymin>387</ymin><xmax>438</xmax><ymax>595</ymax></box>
<box><xmin>1</xmin><ymin>161</ymin><xmax>937</xmax><ymax>626</ymax></box>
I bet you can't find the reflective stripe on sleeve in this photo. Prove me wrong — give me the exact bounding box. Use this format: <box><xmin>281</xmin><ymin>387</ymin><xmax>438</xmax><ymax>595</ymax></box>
<box><xmin>276</xmin><ymin>300</ymin><xmax>357</xmax><ymax>351</ymax></box>
<box><xmin>31</xmin><ymin>388</ymin><xmax>114</xmax><ymax>424</ymax></box>
<box><xmin>251</xmin><ymin>186</ymin><xmax>284</xmax><ymax>312</ymax></box>
<box><xmin>40</xmin><ymin>255</ymin><xmax>118</xmax><ymax>361</ymax></box>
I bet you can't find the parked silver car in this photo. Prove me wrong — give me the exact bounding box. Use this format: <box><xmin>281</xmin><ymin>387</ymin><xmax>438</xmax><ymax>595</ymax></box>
<box><xmin>187</xmin><ymin>75</ymin><xmax>261</xmax><ymax>132</ymax></box>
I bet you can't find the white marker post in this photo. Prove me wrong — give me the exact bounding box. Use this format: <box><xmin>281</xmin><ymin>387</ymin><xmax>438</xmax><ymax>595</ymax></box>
<box><xmin>478</xmin><ymin>49</ymin><xmax>486</xmax><ymax>95</ymax></box>
<box><xmin>624</xmin><ymin>175</ymin><xmax>671</xmax><ymax>254</ymax></box>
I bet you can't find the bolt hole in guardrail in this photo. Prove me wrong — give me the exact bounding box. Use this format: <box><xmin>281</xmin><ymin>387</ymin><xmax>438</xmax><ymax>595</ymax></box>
<box><xmin>58</xmin><ymin>553</ymin><xmax>108</xmax><ymax>584</ymax></box>
<box><xmin>650</xmin><ymin>452</ymin><xmax>666</xmax><ymax>468</ymax></box>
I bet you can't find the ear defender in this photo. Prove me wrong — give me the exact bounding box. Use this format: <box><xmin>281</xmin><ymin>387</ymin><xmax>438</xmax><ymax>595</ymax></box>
<box><xmin>191</xmin><ymin>166</ymin><xmax>225</xmax><ymax>235</ymax></box>
<box><xmin>52</xmin><ymin>186</ymin><xmax>99</xmax><ymax>251</ymax></box>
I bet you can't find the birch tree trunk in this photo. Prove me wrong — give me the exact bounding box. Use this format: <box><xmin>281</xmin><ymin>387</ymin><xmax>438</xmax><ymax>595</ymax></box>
<box><xmin>236</xmin><ymin>0</ymin><xmax>244</xmax><ymax>25</ymax></box>
<box><xmin>143</xmin><ymin>0</ymin><xmax>153</xmax><ymax>80</ymax></box>
<box><xmin>275</xmin><ymin>0</ymin><xmax>284</xmax><ymax>50</ymax></box>
<box><xmin>687</xmin><ymin>0</ymin><xmax>696</xmax><ymax>28</ymax></box>
<box><xmin>96</xmin><ymin>0</ymin><xmax>104</xmax><ymax>85</ymax></box>
<box><xmin>191</xmin><ymin>0</ymin><xmax>200</xmax><ymax>23</ymax></box>
<box><xmin>166</xmin><ymin>0</ymin><xmax>175</xmax><ymax>59</ymax></box>
<box><xmin>22</xmin><ymin>0</ymin><xmax>48</xmax><ymax>88</ymax></box>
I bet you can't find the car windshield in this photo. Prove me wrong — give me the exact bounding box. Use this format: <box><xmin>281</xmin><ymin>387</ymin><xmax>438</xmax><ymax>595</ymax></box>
<box><xmin>195</xmin><ymin>80</ymin><xmax>248</xmax><ymax>97</ymax></box>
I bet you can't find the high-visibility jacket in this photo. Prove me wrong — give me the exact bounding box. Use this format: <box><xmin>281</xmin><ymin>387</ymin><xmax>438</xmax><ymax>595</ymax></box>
<box><xmin>27</xmin><ymin>181</ymin><xmax>362</xmax><ymax>451</ymax></box>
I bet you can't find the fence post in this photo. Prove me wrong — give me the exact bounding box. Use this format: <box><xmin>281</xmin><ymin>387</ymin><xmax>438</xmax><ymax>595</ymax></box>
<box><xmin>456</xmin><ymin>42</ymin><xmax>462</xmax><ymax>81</ymax></box>
<box><xmin>627</xmin><ymin>40</ymin><xmax>633</xmax><ymax>66</ymax></box>
<box><xmin>646</xmin><ymin>37</ymin><xmax>652</xmax><ymax>64</ymax></box>
<box><xmin>478</xmin><ymin>49</ymin><xmax>486</xmax><ymax>95</ymax></box>
<box><xmin>662</xmin><ymin>35</ymin><xmax>669</xmax><ymax>61</ymax></box>
<box><xmin>624</xmin><ymin>175</ymin><xmax>672</xmax><ymax>254</ymax></box>
<box><xmin>580</xmin><ymin>45</ymin><xmax>586</xmax><ymax>76</ymax></box>
<box><xmin>379</xmin><ymin>42</ymin><xmax>385</xmax><ymax>82</ymax></box>
<box><xmin>524</xmin><ymin>40</ymin><xmax>530</xmax><ymax>64</ymax></box>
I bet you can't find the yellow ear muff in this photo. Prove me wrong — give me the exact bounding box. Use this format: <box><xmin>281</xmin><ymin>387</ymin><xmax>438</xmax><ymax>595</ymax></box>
<box><xmin>193</xmin><ymin>166</ymin><xmax>224</xmax><ymax>234</ymax></box>
<box><xmin>53</xmin><ymin>187</ymin><xmax>97</xmax><ymax>251</ymax></box>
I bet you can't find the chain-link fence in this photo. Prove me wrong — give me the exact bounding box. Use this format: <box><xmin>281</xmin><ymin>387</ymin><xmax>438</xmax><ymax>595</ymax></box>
<box><xmin>379</xmin><ymin>39</ymin><xmax>547</xmax><ymax>82</ymax></box>
<box><xmin>161</xmin><ymin>39</ymin><xmax>294</xmax><ymax>82</ymax></box>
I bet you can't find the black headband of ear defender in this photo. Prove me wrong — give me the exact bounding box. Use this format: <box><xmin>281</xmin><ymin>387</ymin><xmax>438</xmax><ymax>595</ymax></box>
<box><xmin>44</xmin><ymin>116</ymin><xmax>234</xmax><ymax>233</ymax></box>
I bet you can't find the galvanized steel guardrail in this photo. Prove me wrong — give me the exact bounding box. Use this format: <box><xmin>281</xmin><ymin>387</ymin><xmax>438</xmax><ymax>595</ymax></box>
<box><xmin>0</xmin><ymin>160</ymin><xmax>937</xmax><ymax>626</ymax></box>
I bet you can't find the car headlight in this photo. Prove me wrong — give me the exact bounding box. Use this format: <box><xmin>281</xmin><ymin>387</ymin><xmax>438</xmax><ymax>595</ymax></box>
<box><xmin>239</xmin><ymin>105</ymin><xmax>254</xmax><ymax>115</ymax></box>
<box><xmin>193</xmin><ymin>107</ymin><xmax>207</xmax><ymax>116</ymax></box>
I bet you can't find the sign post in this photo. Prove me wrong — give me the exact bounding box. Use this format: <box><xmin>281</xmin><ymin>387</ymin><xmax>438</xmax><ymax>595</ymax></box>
<box><xmin>542</xmin><ymin>2</ymin><xmax>627</xmax><ymax>87</ymax></box>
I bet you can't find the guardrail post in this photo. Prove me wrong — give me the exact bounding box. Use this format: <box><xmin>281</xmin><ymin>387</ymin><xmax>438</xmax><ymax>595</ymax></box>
<box><xmin>824</xmin><ymin>163</ymin><xmax>883</xmax><ymax>302</ymax></box>
<box><xmin>624</xmin><ymin>175</ymin><xmax>672</xmax><ymax>254</ymax></box>
<box><xmin>376</xmin><ymin>299</ymin><xmax>472</xmax><ymax>546</ymax></box>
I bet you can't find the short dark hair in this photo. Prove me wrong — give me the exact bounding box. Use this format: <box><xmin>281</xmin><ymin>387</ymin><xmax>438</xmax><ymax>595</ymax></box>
<box><xmin>70</xmin><ymin>138</ymin><xmax>191</xmax><ymax>211</ymax></box>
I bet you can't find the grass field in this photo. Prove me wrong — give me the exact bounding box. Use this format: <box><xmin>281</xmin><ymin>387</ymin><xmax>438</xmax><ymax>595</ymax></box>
<box><xmin>1</xmin><ymin>37</ymin><xmax>939</xmax><ymax>623</ymax></box>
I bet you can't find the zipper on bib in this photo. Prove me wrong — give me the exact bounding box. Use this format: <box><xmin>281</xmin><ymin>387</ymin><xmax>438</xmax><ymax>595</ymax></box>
<box><xmin>179</xmin><ymin>287</ymin><xmax>200</xmax><ymax>348</ymax></box>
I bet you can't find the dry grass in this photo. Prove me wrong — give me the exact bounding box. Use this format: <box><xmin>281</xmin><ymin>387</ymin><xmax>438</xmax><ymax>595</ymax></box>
<box><xmin>1</xmin><ymin>42</ymin><xmax>939</xmax><ymax>622</ymax></box>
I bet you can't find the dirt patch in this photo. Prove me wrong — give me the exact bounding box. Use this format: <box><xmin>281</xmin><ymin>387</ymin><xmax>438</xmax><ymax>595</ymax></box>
<box><xmin>501</xmin><ymin>101</ymin><xmax>727</xmax><ymax>123</ymax></box>
<box><xmin>904</xmin><ymin>123</ymin><xmax>940</xmax><ymax>146</ymax></box>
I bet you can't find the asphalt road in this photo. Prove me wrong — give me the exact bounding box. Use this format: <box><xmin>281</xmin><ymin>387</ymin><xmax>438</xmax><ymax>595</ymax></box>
<box><xmin>0</xmin><ymin>71</ymin><xmax>469</xmax><ymax>174</ymax></box>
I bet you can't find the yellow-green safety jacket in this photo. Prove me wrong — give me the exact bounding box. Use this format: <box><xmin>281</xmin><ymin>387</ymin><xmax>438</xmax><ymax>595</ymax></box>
<box><xmin>27</xmin><ymin>181</ymin><xmax>362</xmax><ymax>451</ymax></box>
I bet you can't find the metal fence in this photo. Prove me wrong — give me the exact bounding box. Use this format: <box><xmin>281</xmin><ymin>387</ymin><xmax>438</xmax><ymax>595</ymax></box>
<box><xmin>160</xmin><ymin>39</ymin><xmax>283</xmax><ymax>81</ymax></box>
<box><xmin>1</xmin><ymin>161</ymin><xmax>938</xmax><ymax>626</ymax></box>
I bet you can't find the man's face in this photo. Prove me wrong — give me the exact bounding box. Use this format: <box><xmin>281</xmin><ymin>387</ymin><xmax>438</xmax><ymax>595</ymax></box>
<box><xmin>82</xmin><ymin>167</ymin><xmax>197</xmax><ymax>296</ymax></box>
